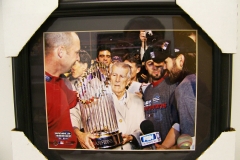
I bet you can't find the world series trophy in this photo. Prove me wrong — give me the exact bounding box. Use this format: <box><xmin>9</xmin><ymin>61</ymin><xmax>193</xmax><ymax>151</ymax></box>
<box><xmin>74</xmin><ymin>61</ymin><xmax>123</xmax><ymax>149</ymax></box>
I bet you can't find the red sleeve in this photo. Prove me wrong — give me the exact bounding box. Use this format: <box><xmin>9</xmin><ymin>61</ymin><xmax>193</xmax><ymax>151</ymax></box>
<box><xmin>60</xmin><ymin>79</ymin><xmax>78</xmax><ymax>109</ymax></box>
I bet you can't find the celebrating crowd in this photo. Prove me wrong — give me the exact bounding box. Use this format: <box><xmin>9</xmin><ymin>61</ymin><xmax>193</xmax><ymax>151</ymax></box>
<box><xmin>44</xmin><ymin>29</ymin><xmax>196</xmax><ymax>150</ymax></box>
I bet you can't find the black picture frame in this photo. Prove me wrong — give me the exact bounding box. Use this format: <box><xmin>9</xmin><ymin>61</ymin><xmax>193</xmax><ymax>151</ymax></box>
<box><xmin>12</xmin><ymin>1</ymin><xmax>232</xmax><ymax>160</ymax></box>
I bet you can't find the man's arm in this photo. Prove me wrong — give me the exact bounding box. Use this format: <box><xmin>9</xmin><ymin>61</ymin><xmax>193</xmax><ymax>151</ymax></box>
<box><xmin>70</xmin><ymin>103</ymin><xmax>82</xmax><ymax>129</ymax></box>
<box><xmin>73</xmin><ymin>127</ymin><xmax>96</xmax><ymax>149</ymax></box>
<box><xmin>70</xmin><ymin>101</ymin><xmax>96</xmax><ymax>149</ymax></box>
<box><xmin>155</xmin><ymin>124</ymin><xmax>180</xmax><ymax>149</ymax></box>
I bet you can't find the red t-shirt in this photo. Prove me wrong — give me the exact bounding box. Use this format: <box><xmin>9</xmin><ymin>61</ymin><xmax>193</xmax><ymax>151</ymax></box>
<box><xmin>45</xmin><ymin>72</ymin><xmax>78</xmax><ymax>148</ymax></box>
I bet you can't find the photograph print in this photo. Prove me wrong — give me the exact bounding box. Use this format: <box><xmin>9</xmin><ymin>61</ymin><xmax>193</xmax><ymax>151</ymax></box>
<box><xmin>43</xmin><ymin>29</ymin><xmax>197</xmax><ymax>151</ymax></box>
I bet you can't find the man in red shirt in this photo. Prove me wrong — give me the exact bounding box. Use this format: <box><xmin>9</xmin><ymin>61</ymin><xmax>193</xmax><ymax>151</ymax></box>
<box><xmin>44</xmin><ymin>32</ymin><xmax>95</xmax><ymax>149</ymax></box>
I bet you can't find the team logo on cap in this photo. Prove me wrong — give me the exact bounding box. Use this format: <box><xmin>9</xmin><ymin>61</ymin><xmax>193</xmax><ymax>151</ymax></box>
<box><xmin>162</xmin><ymin>41</ymin><xmax>169</xmax><ymax>50</ymax></box>
<box><xmin>150</xmin><ymin>52</ymin><xmax>155</xmax><ymax>58</ymax></box>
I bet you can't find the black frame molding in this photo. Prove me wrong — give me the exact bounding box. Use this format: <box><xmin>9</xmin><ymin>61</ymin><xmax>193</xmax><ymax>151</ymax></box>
<box><xmin>12</xmin><ymin>1</ymin><xmax>232</xmax><ymax>159</ymax></box>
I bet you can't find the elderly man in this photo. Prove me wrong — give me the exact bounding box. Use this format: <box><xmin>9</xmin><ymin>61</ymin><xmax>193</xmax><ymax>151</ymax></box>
<box><xmin>110</xmin><ymin>62</ymin><xmax>145</xmax><ymax>150</ymax></box>
<box><xmin>44</xmin><ymin>32</ymin><xmax>81</xmax><ymax>148</ymax></box>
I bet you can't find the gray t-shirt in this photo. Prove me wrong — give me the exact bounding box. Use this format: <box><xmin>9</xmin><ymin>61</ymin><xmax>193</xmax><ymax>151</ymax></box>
<box><xmin>143</xmin><ymin>76</ymin><xmax>178</xmax><ymax>142</ymax></box>
<box><xmin>175</xmin><ymin>74</ymin><xmax>196</xmax><ymax>137</ymax></box>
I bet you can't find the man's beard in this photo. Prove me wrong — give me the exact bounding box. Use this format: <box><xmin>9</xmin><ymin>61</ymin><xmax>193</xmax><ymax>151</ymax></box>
<box><xmin>168</xmin><ymin>71</ymin><xmax>180</xmax><ymax>83</ymax></box>
<box><xmin>168</xmin><ymin>65</ymin><xmax>182</xmax><ymax>83</ymax></box>
<box><xmin>151</xmin><ymin>69</ymin><xmax>167</xmax><ymax>81</ymax></box>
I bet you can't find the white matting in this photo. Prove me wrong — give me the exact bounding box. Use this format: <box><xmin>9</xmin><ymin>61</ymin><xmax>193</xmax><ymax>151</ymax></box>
<box><xmin>2</xmin><ymin>0</ymin><xmax>58</xmax><ymax>57</ymax></box>
<box><xmin>11</xmin><ymin>130</ymin><xmax>47</xmax><ymax>160</ymax></box>
<box><xmin>177</xmin><ymin>0</ymin><xmax>237</xmax><ymax>54</ymax></box>
<box><xmin>198</xmin><ymin>131</ymin><xmax>236</xmax><ymax>160</ymax></box>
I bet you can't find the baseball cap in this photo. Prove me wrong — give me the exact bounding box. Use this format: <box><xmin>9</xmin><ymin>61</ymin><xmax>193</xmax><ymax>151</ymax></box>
<box><xmin>172</xmin><ymin>36</ymin><xmax>196</xmax><ymax>58</ymax></box>
<box><xmin>144</xmin><ymin>40</ymin><xmax>170</xmax><ymax>63</ymax></box>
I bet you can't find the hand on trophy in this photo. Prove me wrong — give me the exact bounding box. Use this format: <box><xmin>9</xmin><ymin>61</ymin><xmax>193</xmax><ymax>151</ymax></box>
<box><xmin>74</xmin><ymin>128</ymin><xmax>96</xmax><ymax>149</ymax></box>
<box><xmin>121</xmin><ymin>134</ymin><xmax>133</xmax><ymax>145</ymax></box>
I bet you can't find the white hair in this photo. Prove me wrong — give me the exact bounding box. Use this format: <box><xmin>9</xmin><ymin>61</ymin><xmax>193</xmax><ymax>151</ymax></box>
<box><xmin>110</xmin><ymin>62</ymin><xmax>131</xmax><ymax>79</ymax></box>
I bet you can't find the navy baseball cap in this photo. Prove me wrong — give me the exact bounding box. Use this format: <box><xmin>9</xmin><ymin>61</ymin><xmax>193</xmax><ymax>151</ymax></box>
<box><xmin>172</xmin><ymin>36</ymin><xmax>196</xmax><ymax>58</ymax></box>
<box><xmin>144</xmin><ymin>40</ymin><xmax>170</xmax><ymax>63</ymax></box>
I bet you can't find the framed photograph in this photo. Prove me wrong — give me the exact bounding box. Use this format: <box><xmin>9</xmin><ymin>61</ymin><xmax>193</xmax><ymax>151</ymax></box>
<box><xmin>13</xmin><ymin>1</ymin><xmax>232</xmax><ymax>160</ymax></box>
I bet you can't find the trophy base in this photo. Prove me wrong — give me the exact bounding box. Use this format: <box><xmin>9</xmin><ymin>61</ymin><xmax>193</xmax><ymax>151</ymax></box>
<box><xmin>93</xmin><ymin>131</ymin><xmax>123</xmax><ymax>149</ymax></box>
